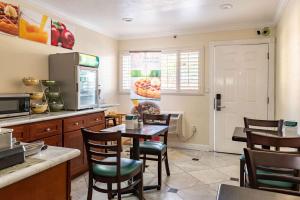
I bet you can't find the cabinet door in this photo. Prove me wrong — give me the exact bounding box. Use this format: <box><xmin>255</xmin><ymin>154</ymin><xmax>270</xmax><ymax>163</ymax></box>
<box><xmin>6</xmin><ymin>125</ymin><xmax>30</xmax><ymax>142</ymax></box>
<box><xmin>63</xmin><ymin>130</ymin><xmax>85</xmax><ymax>177</ymax></box>
<box><xmin>43</xmin><ymin>135</ymin><xmax>62</xmax><ymax>147</ymax></box>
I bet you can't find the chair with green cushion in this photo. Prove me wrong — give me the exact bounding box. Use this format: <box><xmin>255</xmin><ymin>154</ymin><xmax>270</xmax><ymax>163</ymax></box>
<box><xmin>245</xmin><ymin>131</ymin><xmax>300</xmax><ymax>191</ymax></box>
<box><xmin>240</xmin><ymin>117</ymin><xmax>284</xmax><ymax>187</ymax></box>
<box><xmin>131</xmin><ymin>114</ymin><xmax>171</xmax><ymax>190</ymax></box>
<box><xmin>244</xmin><ymin>148</ymin><xmax>300</xmax><ymax>196</ymax></box>
<box><xmin>81</xmin><ymin>128</ymin><xmax>143</xmax><ymax>200</ymax></box>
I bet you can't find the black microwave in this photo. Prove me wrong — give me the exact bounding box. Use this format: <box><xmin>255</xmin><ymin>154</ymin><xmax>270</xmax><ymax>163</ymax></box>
<box><xmin>0</xmin><ymin>94</ymin><xmax>30</xmax><ymax>119</ymax></box>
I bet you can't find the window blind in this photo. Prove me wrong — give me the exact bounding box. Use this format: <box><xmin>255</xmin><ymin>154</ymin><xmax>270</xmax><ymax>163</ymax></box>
<box><xmin>121</xmin><ymin>54</ymin><xmax>131</xmax><ymax>90</ymax></box>
<box><xmin>180</xmin><ymin>51</ymin><xmax>199</xmax><ymax>90</ymax></box>
<box><xmin>161</xmin><ymin>53</ymin><xmax>177</xmax><ymax>90</ymax></box>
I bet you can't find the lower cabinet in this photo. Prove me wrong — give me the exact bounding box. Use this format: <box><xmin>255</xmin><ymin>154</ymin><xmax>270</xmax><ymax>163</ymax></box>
<box><xmin>43</xmin><ymin>135</ymin><xmax>62</xmax><ymax>146</ymax></box>
<box><xmin>63</xmin><ymin>130</ymin><xmax>86</xmax><ymax>177</ymax></box>
<box><xmin>5</xmin><ymin>111</ymin><xmax>105</xmax><ymax>178</ymax></box>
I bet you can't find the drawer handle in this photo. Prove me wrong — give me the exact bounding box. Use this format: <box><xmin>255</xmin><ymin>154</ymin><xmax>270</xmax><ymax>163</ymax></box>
<box><xmin>96</xmin><ymin>118</ymin><xmax>99</xmax><ymax>121</ymax></box>
<box><xmin>45</xmin><ymin>128</ymin><xmax>51</xmax><ymax>132</ymax></box>
<box><xmin>74</xmin><ymin>122</ymin><xmax>79</xmax><ymax>126</ymax></box>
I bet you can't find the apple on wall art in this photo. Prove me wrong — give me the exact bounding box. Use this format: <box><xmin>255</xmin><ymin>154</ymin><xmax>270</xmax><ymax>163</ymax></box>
<box><xmin>51</xmin><ymin>20</ymin><xmax>75</xmax><ymax>49</ymax></box>
<box><xmin>19</xmin><ymin>8</ymin><xmax>51</xmax><ymax>44</ymax></box>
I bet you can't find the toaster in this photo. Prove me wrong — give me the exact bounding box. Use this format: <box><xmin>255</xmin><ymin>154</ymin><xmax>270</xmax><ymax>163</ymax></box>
<box><xmin>0</xmin><ymin>128</ymin><xmax>13</xmax><ymax>150</ymax></box>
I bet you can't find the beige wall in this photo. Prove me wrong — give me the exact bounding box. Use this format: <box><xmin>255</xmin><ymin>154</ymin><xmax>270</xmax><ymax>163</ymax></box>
<box><xmin>118</xmin><ymin>29</ymin><xmax>263</xmax><ymax>146</ymax></box>
<box><xmin>276</xmin><ymin>0</ymin><xmax>300</xmax><ymax>123</ymax></box>
<box><xmin>0</xmin><ymin>1</ymin><xmax>118</xmax><ymax>103</ymax></box>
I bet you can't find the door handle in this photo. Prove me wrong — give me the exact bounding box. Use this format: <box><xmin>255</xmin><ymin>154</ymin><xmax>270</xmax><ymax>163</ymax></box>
<box><xmin>215</xmin><ymin>93</ymin><xmax>225</xmax><ymax>111</ymax></box>
<box><xmin>216</xmin><ymin>105</ymin><xmax>226</xmax><ymax>110</ymax></box>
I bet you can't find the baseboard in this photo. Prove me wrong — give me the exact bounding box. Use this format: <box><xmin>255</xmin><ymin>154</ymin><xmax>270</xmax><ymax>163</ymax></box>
<box><xmin>168</xmin><ymin>142</ymin><xmax>212</xmax><ymax>151</ymax></box>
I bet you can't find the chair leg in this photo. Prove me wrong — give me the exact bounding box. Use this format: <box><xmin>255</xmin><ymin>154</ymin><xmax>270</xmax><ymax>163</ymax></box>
<box><xmin>87</xmin><ymin>174</ymin><xmax>93</xmax><ymax>200</ymax></box>
<box><xmin>143</xmin><ymin>154</ymin><xmax>147</xmax><ymax>172</ymax></box>
<box><xmin>107</xmin><ymin>183</ymin><xmax>113</xmax><ymax>200</ymax></box>
<box><xmin>164</xmin><ymin>152</ymin><xmax>170</xmax><ymax>176</ymax></box>
<box><xmin>158</xmin><ymin>154</ymin><xmax>162</xmax><ymax>190</ymax></box>
<box><xmin>138</xmin><ymin>171</ymin><xmax>144</xmax><ymax>200</ymax></box>
<box><xmin>117</xmin><ymin>182</ymin><xmax>121</xmax><ymax>200</ymax></box>
<box><xmin>240</xmin><ymin>158</ymin><xmax>245</xmax><ymax>187</ymax></box>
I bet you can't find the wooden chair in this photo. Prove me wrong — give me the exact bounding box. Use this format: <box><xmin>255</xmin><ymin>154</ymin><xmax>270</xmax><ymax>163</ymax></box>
<box><xmin>244</xmin><ymin>148</ymin><xmax>300</xmax><ymax>196</ymax></box>
<box><xmin>81</xmin><ymin>128</ymin><xmax>144</xmax><ymax>200</ymax></box>
<box><xmin>240</xmin><ymin>117</ymin><xmax>284</xmax><ymax>186</ymax></box>
<box><xmin>245</xmin><ymin>132</ymin><xmax>300</xmax><ymax>192</ymax></box>
<box><xmin>131</xmin><ymin>114</ymin><xmax>171</xmax><ymax>190</ymax></box>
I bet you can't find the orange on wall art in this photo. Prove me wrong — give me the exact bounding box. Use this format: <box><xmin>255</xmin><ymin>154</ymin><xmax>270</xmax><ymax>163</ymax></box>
<box><xmin>19</xmin><ymin>8</ymin><xmax>50</xmax><ymax>44</ymax></box>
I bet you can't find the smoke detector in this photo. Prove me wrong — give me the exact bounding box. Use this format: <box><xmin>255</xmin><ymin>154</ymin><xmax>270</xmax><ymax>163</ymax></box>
<box><xmin>220</xmin><ymin>3</ymin><xmax>233</xmax><ymax>10</ymax></box>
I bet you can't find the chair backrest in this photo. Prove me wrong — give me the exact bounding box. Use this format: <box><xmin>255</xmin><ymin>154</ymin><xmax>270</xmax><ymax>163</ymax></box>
<box><xmin>244</xmin><ymin>117</ymin><xmax>284</xmax><ymax>136</ymax></box>
<box><xmin>244</xmin><ymin>148</ymin><xmax>300</xmax><ymax>196</ymax></box>
<box><xmin>143</xmin><ymin>114</ymin><xmax>171</xmax><ymax>144</ymax></box>
<box><xmin>81</xmin><ymin>128</ymin><xmax>122</xmax><ymax>178</ymax></box>
<box><xmin>246</xmin><ymin>132</ymin><xmax>300</xmax><ymax>152</ymax></box>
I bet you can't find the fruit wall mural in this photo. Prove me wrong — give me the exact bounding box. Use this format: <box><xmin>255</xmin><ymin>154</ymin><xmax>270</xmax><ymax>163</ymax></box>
<box><xmin>0</xmin><ymin>1</ymin><xmax>76</xmax><ymax>50</ymax></box>
<box><xmin>0</xmin><ymin>1</ymin><xmax>19</xmax><ymax>36</ymax></box>
<box><xmin>51</xmin><ymin>20</ymin><xmax>75</xmax><ymax>49</ymax></box>
<box><xmin>19</xmin><ymin>8</ymin><xmax>50</xmax><ymax>44</ymax></box>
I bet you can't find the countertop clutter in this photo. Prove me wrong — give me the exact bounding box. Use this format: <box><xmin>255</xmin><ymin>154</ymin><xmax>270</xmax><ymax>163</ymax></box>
<box><xmin>0</xmin><ymin>145</ymin><xmax>80</xmax><ymax>189</ymax></box>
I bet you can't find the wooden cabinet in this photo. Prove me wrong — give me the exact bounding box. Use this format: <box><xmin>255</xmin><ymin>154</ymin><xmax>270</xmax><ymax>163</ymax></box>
<box><xmin>4</xmin><ymin>111</ymin><xmax>105</xmax><ymax>178</ymax></box>
<box><xmin>85</xmin><ymin>112</ymin><xmax>105</xmax><ymax>127</ymax></box>
<box><xmin>63</xmin><ymin>112</ymin><xmax>105</xmax><ymax>178</ymax></box>
<box><xmin>63</xmin><ymin>115</ymin><xmax>85</xmax><ymax>133</ymax></box>
<box><xmin>43</xmin><ymin>135</ymin><xmax>62</xmax><ymax>146</ymax></box>
<box><xmin>7</xmin><ymin>125</ymin><xmax>30</xmax><ymax>142</ymax></box>
<box><xmin>29</xmin><ymin>120</ymin><xmax>62</xmax><ymax>141</ymax></box>
<box><xmin>63</xmin><ymin>130</ymin><xmax>85</xmax><ymax>176</ymax></box>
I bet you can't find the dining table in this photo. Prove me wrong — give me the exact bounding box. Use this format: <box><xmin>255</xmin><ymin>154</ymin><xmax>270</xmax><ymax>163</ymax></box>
<box><xmin>232</xmin><ymin>127</ymin><xmax>300</xmax><ymax>143</ymax></box>
<box><xmin>102</xmin><ymin>124</ymin><xmax>169</xmax><ymax>191</ymax></box>
<box><xmin>217</xmin><ymin>184</ymin><xmax>300</xmax><ymax>200</ymax></box>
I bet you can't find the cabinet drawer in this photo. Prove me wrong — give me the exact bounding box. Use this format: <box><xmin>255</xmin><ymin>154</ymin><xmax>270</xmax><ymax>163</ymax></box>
<box><xmin>63</xmin><ymin>116</ymin><xmax>85</xmax><ymax>132</ymax></box>
<box><xmin>87</xmin><ymin>124</ymin><xmax>105</xmax><ymax>132</ymax></box>
<box><xmin>85</xmin><ymin>112</ymin><xmax>105</xmax><ymax>128</ymax></box>
<box><xmin>29</xmin><ymin>120</ymin><xmax>62</xmax><ymax>141</ymax></box>
<box><xmin>7</xmin><ymin>125</ymin><xmax>30</xmax><ymax>142</ymax></box>
<box><xmin>43</xmin><ymin>135</ymin><xmax>62</xmax><ymax>147</ymax></box>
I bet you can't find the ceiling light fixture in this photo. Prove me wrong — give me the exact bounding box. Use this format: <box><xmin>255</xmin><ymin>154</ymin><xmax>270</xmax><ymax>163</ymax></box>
<box><xmin>122</xmin><ymin>17</ymin><xmax>133</xmax><ymax>22</ymax></box>
<box><xmin>220</xmin><ymin>3</ymin><xmax>233</xmax><ymax>10</ymax></box>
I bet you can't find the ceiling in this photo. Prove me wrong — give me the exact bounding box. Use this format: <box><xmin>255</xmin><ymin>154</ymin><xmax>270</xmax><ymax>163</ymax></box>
<box><xmin>28</xmin><ymin>0</ymin><xmax>287</xmax><ymax>39</ymax></box>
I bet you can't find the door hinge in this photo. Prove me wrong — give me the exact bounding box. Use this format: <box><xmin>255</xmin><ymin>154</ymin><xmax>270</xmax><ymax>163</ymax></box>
<box><xmin>267</xmin><ymin>97</ymin><xmax>270</xmax><ymax>104</ymax></box>
<box><xmin>267</xmin><ymin>52</ymin><xmax>270</xmax><ymax>60</ymax></box>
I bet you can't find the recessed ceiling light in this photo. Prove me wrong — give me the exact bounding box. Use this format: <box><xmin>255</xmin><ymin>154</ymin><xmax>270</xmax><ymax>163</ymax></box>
<box><xmin>122</xmin><ymin>17</ymin><xmax>133</xmax><ymax>22</ymax></box>
<box><xmin>220</xmin><ymin>3</ymin><xmax>233</xmax><ymax>10</ymax></box>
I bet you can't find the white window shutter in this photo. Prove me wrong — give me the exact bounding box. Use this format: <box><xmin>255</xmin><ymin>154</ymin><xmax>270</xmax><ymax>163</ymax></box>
<box><xmin>161</xmin><ymin>53</ymin><xmax>177</xmax><ymax>90</ymax></box>
<box><xmin>180</xmin><ymin>51</ymin><xmax>199</xmax><ymax>91</ymax></box>
<box><xmin>121</xmin><ymin>54</ymin><xmax>131</xmax><ymax>91</ymax></box>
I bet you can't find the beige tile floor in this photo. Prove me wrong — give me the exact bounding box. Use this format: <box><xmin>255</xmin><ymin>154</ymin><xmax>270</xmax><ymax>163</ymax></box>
<box><xmin>71</xmin><ymin>148</ymin><xmax>240</xmax><ymax>200</ymax></box>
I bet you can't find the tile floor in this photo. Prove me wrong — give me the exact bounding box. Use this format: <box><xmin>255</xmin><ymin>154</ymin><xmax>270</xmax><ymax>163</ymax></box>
<box><xmin>71</xmin><ymin>148</ymin><xmax>240</xmax><ymax>200</ymax></box>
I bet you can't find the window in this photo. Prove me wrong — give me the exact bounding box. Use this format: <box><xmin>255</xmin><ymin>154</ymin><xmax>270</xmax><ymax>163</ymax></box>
<box><xmin>180</xmin><ymin>51</ymin><xmax>200</xmax><ymax>91</ymax></box>
<box><xmin>120</xmin><ymin>53</ymin><xmax>131</xmax><ymax>91</ymax></box>
<box><xmin>119</xmin><ymin>49</ymin><xmax>203</xmax><ymax>94</ymax></box>
<box><xmin>161</xmin><ymin>52</ymin><xmax>177</xmax><ymax>90</ymax></box>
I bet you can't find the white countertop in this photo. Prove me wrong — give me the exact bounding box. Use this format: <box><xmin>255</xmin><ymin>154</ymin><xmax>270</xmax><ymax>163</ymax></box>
<box><xmin>0</xmin><ymin>107</ymin><xmax>108</xmax><ymax>127</ymax></box>
<box><xmin>0</xmin><ymin>146</ymin><xmax>80</xmax><ymax>189</ymax></box>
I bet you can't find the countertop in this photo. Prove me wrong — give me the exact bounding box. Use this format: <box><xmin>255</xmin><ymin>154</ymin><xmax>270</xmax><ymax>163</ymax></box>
<box><xmin>0</xmin><ymin>146</ymin><xmax>80</xmax><ymax>189</ymax></box>
<box><xmin>0</xmin><ymin>103</ymin><xmax>119</xmax><ymax>127</ymax></box>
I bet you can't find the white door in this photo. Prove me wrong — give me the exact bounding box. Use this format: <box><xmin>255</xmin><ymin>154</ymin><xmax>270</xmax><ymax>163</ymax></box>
<box><xmin>214</xmin><ymin>44</ymin><xmax>269</xmax><ymax>154</ymax></box>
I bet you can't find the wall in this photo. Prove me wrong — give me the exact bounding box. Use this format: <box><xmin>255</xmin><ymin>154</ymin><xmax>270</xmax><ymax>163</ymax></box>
<box><xmin>276</xmin><ymin>0</ymin><xmax>300</xmax><ymax>123</ymax></box>
<box><xmin>118</xmin><ymin>29</ymin><xmax>262</xmax><ymax>146</ymax></box>
<box><xmin>0</xmin><ymin>0</ymin><xmax>118</xmax><ymax>103</ymax></box>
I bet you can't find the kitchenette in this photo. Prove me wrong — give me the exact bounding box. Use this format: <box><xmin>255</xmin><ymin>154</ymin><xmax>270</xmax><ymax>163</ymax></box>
<box><xmin>0</xmin><ymin>51</ymin><xmax>118</xmax><ymax>199</ymax></box>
